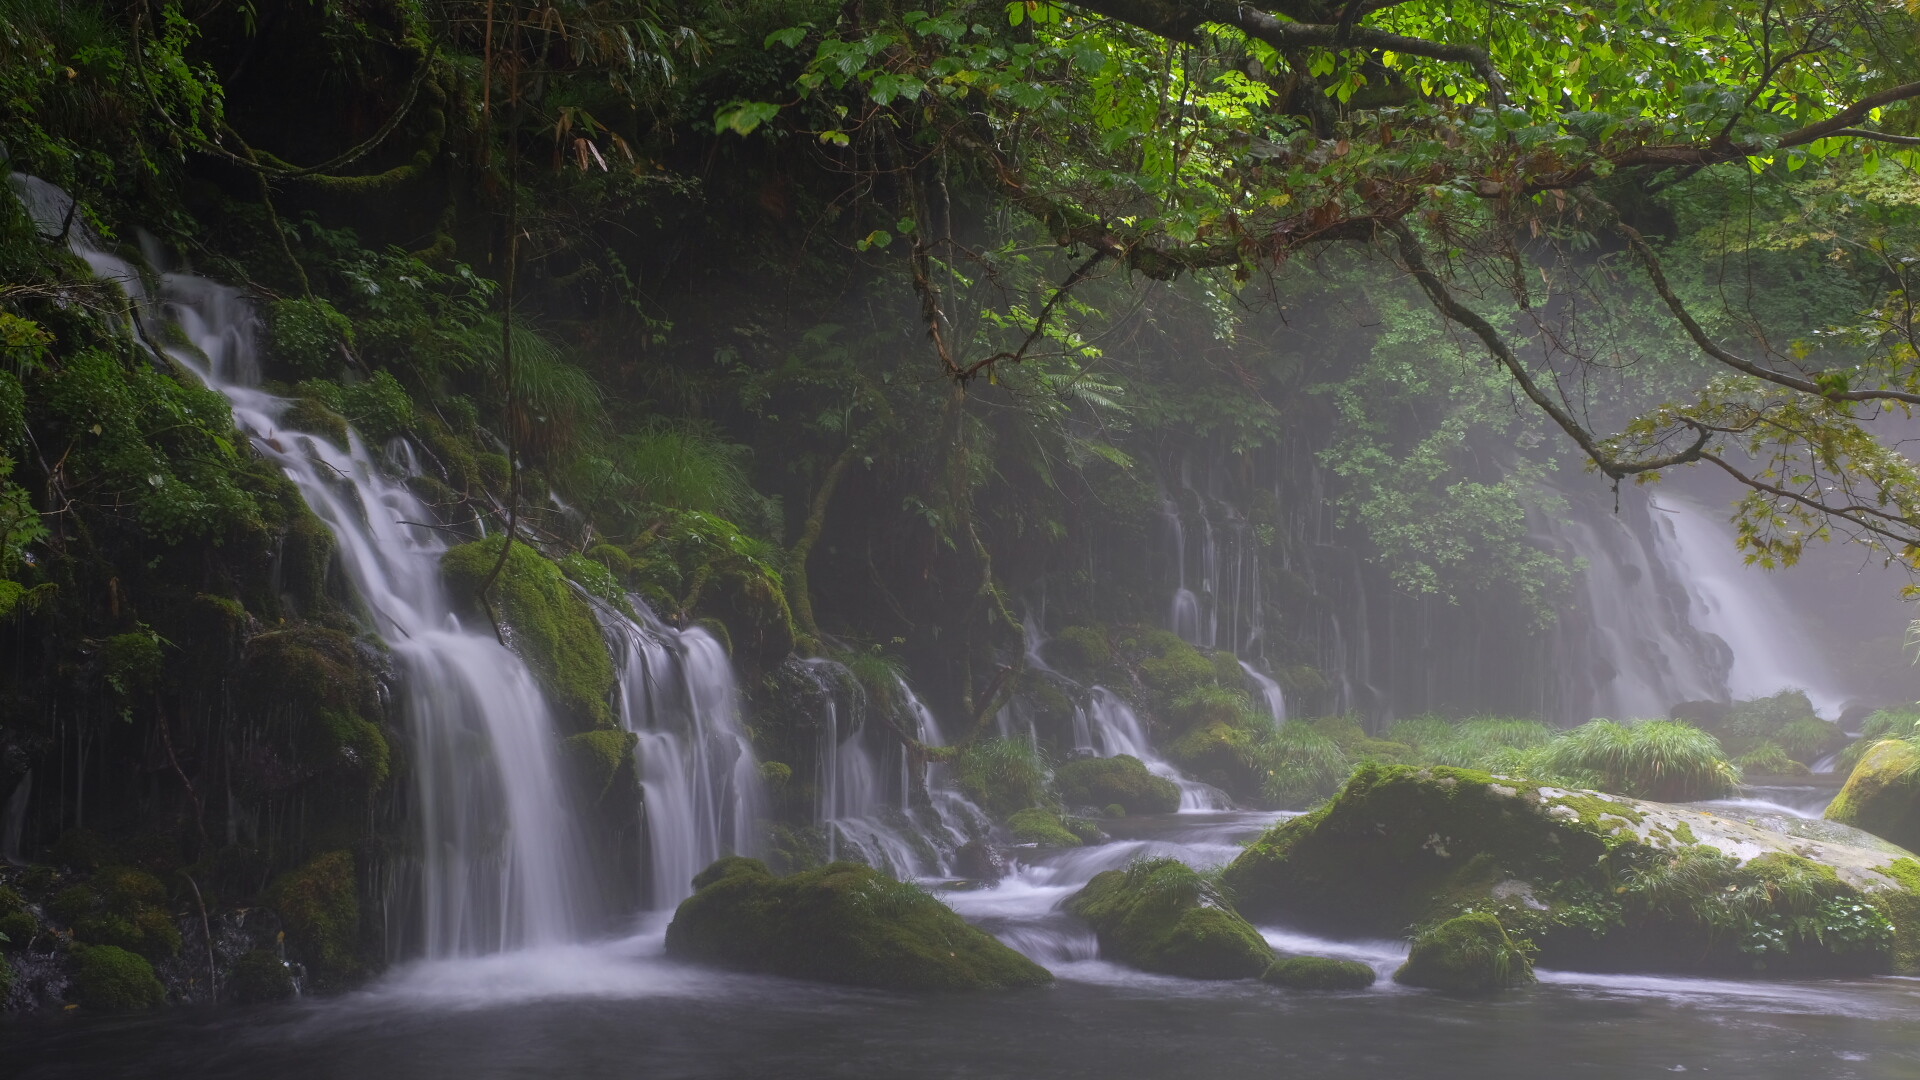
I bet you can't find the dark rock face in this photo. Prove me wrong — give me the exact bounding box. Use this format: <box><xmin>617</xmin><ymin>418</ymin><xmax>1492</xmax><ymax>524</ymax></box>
<box><xmin>665</xmin><ymin>858</ymin><xmax>1052</xmax><ymax>991</ymax></box>
<box><xmin>953</xmin><ymin>840</ymin><xmax>1010</xmax><ymax>884</ymax></box>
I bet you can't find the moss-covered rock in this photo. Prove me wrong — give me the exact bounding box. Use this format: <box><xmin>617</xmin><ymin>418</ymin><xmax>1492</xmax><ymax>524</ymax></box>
<box><xmin>564</xmin><ymin>729</ymin><xmax>639</xmax><ymax>803</ymax></box>
<box><xmin>227</xmin><ymin>949</ymin><xmax>297</xmax><ymax>1004</ymax></box>
<box><xmin>664</xmin><ymin>857</ymin><xmax>1052</xmax><ymax>990</ymax></box>
<box><xmin>1223</xmin><ymin>763</ymin><xmax>1920</xmax><ymax>975</ymax></box>
<box><xmin>266</xmin><ymin>850</ymin><xmax>360</xmax><ymax>988</ymax></box>
<box><xmin>1065</xmin><ymin>858</ymin><xmax>1272</xmax><ymax>979</ymax></box>
<box><xmin>1261</xmin><ymin>955</ymin><xmax>1376</xmax><ymax>990</ymax></box>
<box><xmin>70</xmin><ymin>944</ymin><xmax>166</xmax><ymax>1011</ymax></box>
<box><xmin>1827</xmin><ymin>739</ymin><xmax>1920</xmax><ymax>852</ymax></box>
<box><xmin>1394</xmin><ymin>913</ymin><xmax>1535</xmax><ymax>993</ymax></box>
<box><xmin>0</xmin><ymin>886</ymin><xmax>38</xmax><ymax>945</ymax></box>
<box><xmin>441</xmin><ymin>535</ymin><xmax>615</xmax><ymax>730</ymax></box>
<box><xmin>1007</xmin><ymin>807</ymin><xmax>1082</xmax><ymax>847</ymax></box>
<box><xmin>1054</xmin><ymin>755</ymin><xmax>1180</xmax><ymax>815</ymax></box>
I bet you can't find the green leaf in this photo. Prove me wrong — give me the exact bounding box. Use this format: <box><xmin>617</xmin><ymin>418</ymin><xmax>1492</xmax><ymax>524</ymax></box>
<box><xmin>714</xmin><ymin>102</ymin><xmax>781</xmax><ymax>137</ymax></box>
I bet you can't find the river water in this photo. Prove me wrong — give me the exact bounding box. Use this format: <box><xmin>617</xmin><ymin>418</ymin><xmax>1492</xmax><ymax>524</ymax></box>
<box><xmin>13</xmin><ymin>797</ymin><xmax>1920</xmax><ymax>1080</ymax></box>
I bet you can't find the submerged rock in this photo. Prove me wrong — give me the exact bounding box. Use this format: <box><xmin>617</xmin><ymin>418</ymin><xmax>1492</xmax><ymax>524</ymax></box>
<box><xmin>1222</xmin><ymin>763</ymin><xmax>1920</xmax><ymax>976</ymax></box>
<box><xmin>1393</xmin><ymin>913</ymin><xmax>1535</xmax><ymax>993</ymax></box>
<box><xmin>1065</xmin><ymin>858</ymin><xmax>1272</xmax><ymax>979</ymax></box>
<box><xmin>1261</xmin><ymin>955</ymin><xmax>1376</xmax><ymax>990</ymax></box>
<box><xmin>1053</xmin><ymin>755</ymin><xmax>1181</xmax><ymax>816</ymax></box>
<box><xmin>1826</xmin><ymin>739</ymin><xmax>1920</xmax><ymax>852</ymax></box>
<box><xmin>665</xmin><ymin>858</ymin><xmax>1052</xmax><ymax>990</ymax></box>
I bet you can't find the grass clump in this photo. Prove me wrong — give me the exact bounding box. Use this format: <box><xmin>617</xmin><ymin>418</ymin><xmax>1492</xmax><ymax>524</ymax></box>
<box><xmin>1540</xmin><ymin>719</ymin><xmax>1738</xmax><ymax>801</ymax></box>
<box><xmin>953</xmin><ymin>737</ymin><xmax>1049</xmax><ymax>818</ymax></box>
<box><xmin>1253</xmin><ymin>723</ymin><xmax>1349</xmax><ymax>807</ymax></box>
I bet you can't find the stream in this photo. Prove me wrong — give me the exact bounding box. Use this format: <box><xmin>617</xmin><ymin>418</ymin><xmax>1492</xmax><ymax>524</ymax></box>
<box><xmin>13</xmin><ymin>783</ymin><xmax>1920</xmax><ymax>1080</ymax></box>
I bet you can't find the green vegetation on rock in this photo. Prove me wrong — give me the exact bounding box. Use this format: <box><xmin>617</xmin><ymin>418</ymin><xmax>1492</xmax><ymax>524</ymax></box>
<box><xmin>227</xmin><ymin>950</ymin><xmax>297</xmax><ymax>1004</ymax></box>
<box><xmin>70</xmin><ymin>945</ymin><xmax>166</xmax><ymax>1011</ymax></box>
<box><xmin>267</xmin><ymin>851</ymin><xmax>360</xmax><ymax>989</ymax></box>
<box><xmin>1066</xmin><ymin>858</ymin><xmax>1273</xmax><ymax>980</ymax></box>
<box><xmin>1394</xmin><ymin>913</ymin><xmax>1535</xmax><ymax>993</ymax></box>
<box><xmin>1827</xmin><ymin>740</ymin><xmax>1920</xmax><ymax>852</ymax></box>
<box><xmin>1053</xmin><ymin>755</ymin><xmax>1180</xmax><ymax>815</ymax></box>
<box><xmin>1262</xmin><ymin>955</ymin><xmax>1377</xmax><ymax>991</ymax></box>
<box><xmin>441</xmin><ymin>536</ymin><xmax>615</xmax><ymax>730</ymax></box>
<box><xmin>1539</xmin><ymin>720</ymin><xmax>1738</xmax><ymax>801</ymax></box>
<box><xmin>1007</xmin><ymin>807</ymin><xmax>1082</xmax><ymax>848</ymax></box>
<box><xmin>664</xmin><ymin>857</ymin><xmax>1052</xmax><ymax>990</ymax></box>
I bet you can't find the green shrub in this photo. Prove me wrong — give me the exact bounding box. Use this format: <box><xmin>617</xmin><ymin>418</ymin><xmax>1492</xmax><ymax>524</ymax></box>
<box><xmin>1735</xmin><ymin>742</ymin><xmax>1808</xmax><ymax>776</ymax></box>
<box><xmin>263</xmin><ymin>298</ymin><xmax>355</xmax><ymax>379</ymax></box>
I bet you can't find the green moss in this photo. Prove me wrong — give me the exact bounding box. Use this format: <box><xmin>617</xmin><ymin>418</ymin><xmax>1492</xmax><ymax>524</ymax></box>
<box><xmin>441</xmin><ymin>535</ymin><xmax>616</xmax><ymax>730</ymax></box>
<box><xmin>1007</xmin><ymin>808</ymin><xmax>1082</xmax><ymax>847</ymax></box>
<box><xmin>1394</xmin><ymin>912</ymin><xmax>1535</xmax><ymax>993</ymax></box>
<box><xmin>1169</xmin><ymin>685</ymin><xmax>1253</xmax><ymax>732</ymax></box>
<box><xmin>70</xmin><ymin>944</ymin><xmax>166</xmax><ymax>1011</ymax></box>
<box><xmin>281</xmin><ymin>395</ymin><xmax>350</xmax><ymax>449</ymax></box>
<box><xmin>1262</xmin><ymin>955</ymin><xmax>1377</xmax><ymax>990</ymax></box>
<box><xmin>227</xmin><ymin>949</ymin><xmax>296</xmax><ymax>1004</ymax></box>
<box><xmin>1826</xmin><ymin>739</ymin><xmax>1920</xmax><ymax>851</ymax></box>
<box><xmin>1066</xmin><ymin>858</ymin><xmax>1273</xmax><ymax>979</ymax></box>
<box><xmin>585</xmin><ymin>543</ymin><xmax>634</xmax><ymax>578</ymax></box>
<box><xmin>564</xmin><ymin>729</ymin><xmax>638</xmax><ymax>802</ymax></box>
<box><xmin>266</xmin><ymin>850</ymin><xmax>360</xmax><ymax>988</ymax></box>
<box><xmin>954</xmin><ymin>738</ymin><xmax>1049</xmax><ymax>818</ymax></box>
<box><xmin>1048</xmin><ymin>625</ymin><xmax>1111</xmax><ymax>669</ymax></box>
<box><xmin>262</xmin><ymin>298</ymin><xmax>355</xmax><ymax>379</ymax></box>
<box><xmin>1137</xmin><ymin>634</ymin><xmax>1215</xmax><ymax>697</ymax></box>
<box><xmin>318</xmin><ymin>708</ymin><xmax>392</xmax><ymax>788</ymax></box>
<box><xmin>1053</xmin><ymin>755</ymin><xmax>1181</xmax><ymax>815</ymax></box>
<box><xmin>0</xmin><ymin>886</ymin><xmax>37</xmax><ymax>945</ymax></box>
<box><xmin>1871</xmin><ymin>858</ymin><xmax>1920</xmax><ymax>974</ymax></box>
<box><xmin>50</xmin><ymin>828</ymin><xmax>116</xmax><ymax>870</ymax></box>
<box><xmin>559</xmin><ymin>552</ymin><xmax>635</xmax><ymax>618</ymax></box>
<box><xmin>665</xmin><ymin>858</ymin><xmax>1052</xmax><ymax>990</ymax></box>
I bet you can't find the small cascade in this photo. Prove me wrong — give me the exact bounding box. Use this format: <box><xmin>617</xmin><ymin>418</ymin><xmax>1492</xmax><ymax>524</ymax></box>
<box><xmin>18</xmin><ymin>175</ymin><xmax>595</xmax><ymax>957</ymax></box>
<box><xmin>797</xmin><ymin>661</ymin><xmax>987</xmax><ymax>878</ymax></box>
<box><xmin>1240</xmin><ymin>661</ymin><xmax>1287</xmax><ymax>724</ymax></box>
<box><xmin>1079</xmin><ymin>689</ymin><xmax>1230</xmax><ymax>811</ymax></box>
<box><xmin>1159</xmin><ymin>461</ymin><xmax>1266</xmax><ymax>656</ymax></box>
<box><xmin>1647</xmin><ymin>495</ymin><xmax>1850</xmax><ymax>718</ymax></box>
<box><xmin>602</xmin><ymin>610</ymin><xmax>764</xmax><ymax>909</ymax></box>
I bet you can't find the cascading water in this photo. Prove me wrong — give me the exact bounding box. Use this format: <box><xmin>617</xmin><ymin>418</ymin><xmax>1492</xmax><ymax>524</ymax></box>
<box><xmin>601</xmin><ymin>610</ymin><xmax>764</xmax><ymax>908</ymax></box>
<box><xmin>1646</xmin><ymin>494</ymin><xmax>1849</xmax><ymax>717</ymax></box>
<box><xmin>17</xmin><ymin>175</ymin><xmax>595</xmax><ymax>957</ymax></box>
<box><xmin>800</xmin><ymin>660</ymin><xmax>987</xmax><ymax>877</ymax></box>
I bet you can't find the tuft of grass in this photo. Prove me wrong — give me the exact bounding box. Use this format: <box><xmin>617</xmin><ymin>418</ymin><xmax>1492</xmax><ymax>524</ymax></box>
<box><xmin>954</xmin><ymin>737</ymin><xmax>1050</xmax><ymax>818</ymax></box>
<box><xmin>1541</xmin><ymin>719</ymin><xmax>1738</xmax><ymax>801</ymax></box>
<box><xmin>1255</xmin><ymin>723</ymin><xmax>1350</xmax><ymax>807</ymax></box>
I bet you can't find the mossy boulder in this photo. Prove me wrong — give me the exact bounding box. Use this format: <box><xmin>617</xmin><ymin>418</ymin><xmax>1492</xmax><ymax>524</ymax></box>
<box><xmin>1827</xmin><ymin>739</ymin><xmax>1920</xmax><ymax>852</ymax></box>
<box><xmin>664</xmin><ymin>857</ymin><xmax>1052</xmax><ymax>990</ymax></box>
<box><xmin>1223</xmin><ymin>763</ymin><xmax>1920</xmax><ymax>976</ymax></box>
<box><xmin>1007</xmin><ymin>807</ymin><xmax>1082</xmax><ymax>847</ymax></box>
<box><xmin>564</xmin><ymin>729</ymin><xmax>639</xmax><ymax>803</ymax></box>
<box><xmin>0</xmin><ymin>886</ymin><xmax>38</xmax><ymax>945</ymax></box>
<box><xmin>1261</xmin><ymin>955</ymin><xmax>1376</xmax><ymax>990</ymax></box>
<box><xmin>1055</xmin><ymin>755</ymin><xmax>1181</xmax><ymax>815</ymax></box>
<box><xmin>70</xmin><ymin>944</ymin><xmax>166</xmax><ymax>1011</ymax></box>
<box><xmin>1394</xmin><ymin>913</ymin><xmax>1535</xmax><ymax>993</ymax></box>
<box><xmin>266</xmin><ymin>850</ymin><xmax>360</xmax><ymax>988</ymax></box>
<box><xmin>227</xmin><ymin>949</ymin><xmax>297</xmax><ymax>1004</ymax></box>
<box><xmin>1044</xmin><ymin>625</ymin><xmax>1111</xmax><ymax>671</ymax></box>
<box><xmin>1065</xmin><ymin>858</ymin><xmax>1273</xmax><ymax>979</ymax></box>
<box><xmin>442</xmin><ymin>535</ymin><xmax>616</xmax><ymax>730</ymax></box>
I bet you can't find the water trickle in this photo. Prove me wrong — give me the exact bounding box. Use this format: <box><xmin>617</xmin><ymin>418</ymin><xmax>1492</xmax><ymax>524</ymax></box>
<box><xmin>18</xmin><ymin>174</ymin><xmax>596</xmax><ymax>957</ymax></box>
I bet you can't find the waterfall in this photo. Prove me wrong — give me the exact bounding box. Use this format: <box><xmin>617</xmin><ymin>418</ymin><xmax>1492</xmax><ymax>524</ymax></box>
<box><xmin>799</xmin><ymin>660</ymin><xmax>986</xmax><ymax>878</ymax></box>
<box><xmin>1646</xmin><ymin>495</ymin><xmax>1849</xmax><ymax>718</ymax></box>
<box><xmin>1241</xmin><ymin>661</ymin><xmax>1287</xmax><ymax>724</ymax></box>
<box><xmin>18</xmin><ymin>175</ymin><xmax>596</xmax><ymax>957</ymax></box>
<box><xmin>602</xmin><ymin>611</ymin><xmax>763</xmax><ymax>908</ymax></box>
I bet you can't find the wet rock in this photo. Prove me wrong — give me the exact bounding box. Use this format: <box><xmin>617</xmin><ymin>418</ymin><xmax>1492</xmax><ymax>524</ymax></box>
<box><xmin>665</xmin><ymin>858</ymin><xmax>1051</xmax><ymax>990</ymax></box>
<box><xmin>1394</xmin><ymin>913</ymin><xmax>1534</xmax><ymax>993</ymax></box>
<box><xmin>1053</xmin><ymin>755</ymin><xmax>1180</xmax><ymax>816</ymax></box>
<box><xmin>1827</xmin><ymin>739</ymin><xmax>1920</xmax><ymax>852</ymax></box>
<box><xmin>1223</xmin><ymin>763</ymin><xmax>1920</xmax><ymax>976</ymax></box>
<box><xmin>1065</xmin><ymin>857</ymin><xmax>1272</xmax><ymax>979</ymax></box>
<box><xmin>1262</xmin><ymin>955</ymin><xmax>1376</xmax><ymax>991</ymax></box>
<box><xmin>1006</xmin><ymin>808</ymin><xmax>1081</xmax><ymax>848</ymax></box>
<box><xmin>953</xmin><ymin>839</ymin><xmax>1009</xmax><ymax>884</ymax></box>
